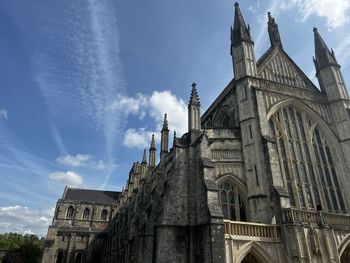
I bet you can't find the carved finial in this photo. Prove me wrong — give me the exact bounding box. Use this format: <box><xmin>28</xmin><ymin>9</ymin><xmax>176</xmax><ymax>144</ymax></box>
<box><xmin>313</xmin><ymin>27</ymin><xmax>318</xmax><ymax>32</ymax></box>
<box><xmin>189</xmin><ymin>82</ymin><xmax>200</xmax><ymax>106</ymax></box>
<box><xmin>234</xmin><ymin>2</ymin><xmax>239</xmax><ymax>7</ymax></box>
<box><xmin>268</xmin><ymin>12</ymin><xmax>283</xmax><ymax>49</ymax></box>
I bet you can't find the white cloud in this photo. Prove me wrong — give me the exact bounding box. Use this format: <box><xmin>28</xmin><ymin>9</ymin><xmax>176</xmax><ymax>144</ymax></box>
<box><xmin>49</xmin><ymin>171</ymin><xmax>83</xmax><ymax>187</ymax></box>
<box><xmin>56</xmin><ymin>154</ymin><xmax>93</xmax><ymax>167</ymax></box>
<box><xmin>123</xmin><ymin>128</ymin><xmax>158</xmax><ymax>149</ymax></box>
<box><xmin>280</xmin><ymin>0</ymin><xmax>350</xmax><ymax>30</ymax></box>
<box><xmin>56</xmin><ymin>153</ymin><xmax>116</xmax><ymax>170</ymax></box>
<box><xmin>112</xmin><ymin>90</ymin><xmax>188</xmax><ymax>149</ymax></box>
<box><xmin>109</xmin><ymin>93</ymin><xmax>148</xmax><ymax>118</ymax></box>
<box><xmin>149</xmin><ymin>91</ymin><xmax>188</xmax><ymax>135</ymax></box>
<box><xmin>0</xmin><ymin>108</ymin><xmax>8</xmax><ymax>120</ymax></box>
<box><xmin>0</xmin><ymin>205</ymin><xmax>54</xmax><ymax>236</ymax></box>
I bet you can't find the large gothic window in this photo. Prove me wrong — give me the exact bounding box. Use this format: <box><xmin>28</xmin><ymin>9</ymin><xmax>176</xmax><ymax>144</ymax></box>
<box><xmin>219</xmin><ymin>180</ymin><xmax>246</xmax><ymax>221</ymax></box>
<box><xmin>269</xmin><ymin>106</ymin><xmax>346</xmax><ymax>212</ymax></box>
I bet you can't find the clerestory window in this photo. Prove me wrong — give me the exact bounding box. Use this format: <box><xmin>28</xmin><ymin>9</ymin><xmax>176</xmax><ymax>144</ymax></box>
<box><xmin>66</xmin><ymin>206</ymin><xmax>74</xmax><ymax>219</ymax></box>
<box><xmin>101</xmin><ymin>209</ymin><xmax>108</xmax><ymax>221</ymax></box>
<box><xmin>270</xmin><ymin>106</ymin><xmax>346</xmax><ymax>212</ymax></box>
<box><xmin>219</xmin><ymin>180</ymin><xmax>246</xmax><ymax>221</ymax></box>
<box><xmin>82</xmin><ymin>208</ymin><xmax>90</xmax><ymax>220</ymax></box>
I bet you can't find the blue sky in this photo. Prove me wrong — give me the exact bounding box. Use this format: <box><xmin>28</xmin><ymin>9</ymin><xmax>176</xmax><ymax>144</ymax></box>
<box><xmin>0</xmin><ymin>0</ymin><xmax>349</xmax><ymax>236</ymax></box>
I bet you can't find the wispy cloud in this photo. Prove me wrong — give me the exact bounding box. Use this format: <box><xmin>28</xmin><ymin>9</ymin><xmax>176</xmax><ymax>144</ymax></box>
<box><xmin>0</xmin><ymin>108</ymin><xmax>8</xmax><ymax>120</ymax></box>
<box><xmin>49</xmin><ymin>171</ymin><xmax>83</xmax><ymax>187</ymax></box>
<box><xmin>31</xmin><ymin>1</ymin><xmax>126</xmax><ymax>188</ymax></box>
<box><xmin>0</xmin><ymin>205</ymin><xmax>54</xmax><ymax>236</ymax></box>
<box><xmin>335</xmin><ymin>35</ymin><xmax>350</xmax><ymax>69</ymax></box>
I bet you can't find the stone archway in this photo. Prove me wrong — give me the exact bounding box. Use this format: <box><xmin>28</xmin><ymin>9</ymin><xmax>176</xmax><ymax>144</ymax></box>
<box><xmin>241</xmin><ymin>252</ymin><xmax>262</xmax><ymax>263</ymax></box>
<box><xmin>75</xmin><ymin>251</ymin><xmax>84</xmax><ymax>263</ymax></box>
<box><xmin>56</xmin><ymin>251</ymin><xmax>64</xmax><ymax>263</ymax></box>
<box><xmin>340</xmin><ymin>244</ymin><xmax>350</xmax><ymax>263</ymax></box>
<box><xmin>234</xmin><ymin>241</ymin><xmax>273</xmax><ymax>263</ymax></box>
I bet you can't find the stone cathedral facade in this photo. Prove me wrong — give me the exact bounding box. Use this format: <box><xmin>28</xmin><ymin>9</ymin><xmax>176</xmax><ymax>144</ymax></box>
<box><xmin>43</xmin><ymin>3</ymin><xmax>350</xmax><ymax>263</ymax></box>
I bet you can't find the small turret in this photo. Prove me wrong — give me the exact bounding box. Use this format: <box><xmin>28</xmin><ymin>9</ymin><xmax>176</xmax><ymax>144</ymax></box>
<box><xmin>268</xmin><ymin>12</ymin><xmax>283</xmax><ymax>49</ymax></box>
<box><xmin>149</xmin><ymin>134</ymin><xmax>156</xmax><ymax>168</ymax></box>
<box><xmin>231</xmin><ymin>2</ymin><xmax>252</xmax><ymax>46</ymax></box>
<box><xmin>231</xmin><ymin>2</ymin><xmax>257</xmax><ymax>79</ymax></box>
<box><xmin>313</xmin><ymin>27</ymin><xmax>349</xmax><ymax>100</ymax></box>
<box><xmin>160</xmin><ymin>113</ymin><xmax>169</xmax><ymax>161</ymax></box>
<box><xmin>313</xmin><ymin>27</ymin><xmax>338</xmax><ymax>72</ymax></box>
<box><xmin>188</xmin><ymin>83</ymin><xmax>201</xmax><ymax>132</ymax></box>
<box><xmin>141</xmin><ymin>149</ymin><xmax>147</xmax><ymax>179</ymax></box>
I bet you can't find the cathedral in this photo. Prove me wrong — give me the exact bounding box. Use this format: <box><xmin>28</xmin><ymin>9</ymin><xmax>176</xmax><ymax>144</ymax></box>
<box><xmin>42</xmin><ymin>3</ymin><xmax>350</xmax><ymax>263</ymax></box>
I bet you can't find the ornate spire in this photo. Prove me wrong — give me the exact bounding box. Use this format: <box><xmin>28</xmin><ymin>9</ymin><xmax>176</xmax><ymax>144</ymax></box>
<box><xmin>188</xmin><ymin>83</ymin><xmax>201</xmax><ymax>132</ymax></box>
<box><xmin>162</xmin><ymin>113</ymin><xmax>169</xmax><ymax>131</ymax></box>
<box><xmin>149</xmin><ymin>134</ymin><xmax>156</xmax><ymax>168</ymax></box>
<box><xmin>268</xmin><ymin>12</ymin><xmax>283</xmax><ymax>48</ymax></box>
<box><xmin>231</xmin><ymin>2</ymin><xmax>252</xmax><ymax>45</ymax></box>
<box><xmin>142</xmin><ymin>149</ymin><xmax>147</xmax><ymax>164</ymax></box>
<box><xmin>313</xmin><ymin>27</ymin><xmax>338</xmax><ymax>72</ymax></box>
<box><xmin>189</xmin><ymin>83</ymin><xmax>200</xmax><ymax>107</ymax></box>
<box><xmin>150</xmin><ymin>134</ymin><xmax>156</xmax><ymax>150</ymax></box>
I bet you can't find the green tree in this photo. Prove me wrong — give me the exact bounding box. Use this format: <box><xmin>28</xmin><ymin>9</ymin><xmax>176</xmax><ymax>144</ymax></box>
<box><xmin>0</xmin><ymin>233</ymin><xmax>44</xmax><ymax>263</ymax></box>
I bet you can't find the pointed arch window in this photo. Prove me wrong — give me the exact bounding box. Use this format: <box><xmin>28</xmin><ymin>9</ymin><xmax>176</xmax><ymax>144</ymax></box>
<box><xmin>218</xmin><ymin>180</ymin><xmax>246</xmax><ymax>221</ymax></box>
<box><xmin>101</xmin><ymin>209</ymin><xmax>108</xmax><ymax>221</ymax></box>
<box><xmin>82</xmin><ymin>208</ymin><xmax>90</xmax><ymax>220</ymax></box>
<box><xmin>66</xmin><ymin>206</ymin><xmax>74</xmax><ymax>219</ymax></box>
<box><xmin>269</xmin><ymin>106</ymin><xmax>346</xmax><ymax>213</ymax></box>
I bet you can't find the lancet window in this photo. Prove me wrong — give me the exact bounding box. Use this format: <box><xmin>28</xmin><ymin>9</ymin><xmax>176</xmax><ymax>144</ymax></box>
<box><xmin>219</xmin><ymin>180</ymin><xmax>246</xmax><ymax>221</ymax></box>
<box><xmin>269</xmin><ymin>106</ymin><xmax>346</xmax><ymax>212</ymax></box>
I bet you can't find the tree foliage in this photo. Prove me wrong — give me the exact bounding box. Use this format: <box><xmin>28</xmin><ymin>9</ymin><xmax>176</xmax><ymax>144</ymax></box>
<box><xmin>0</xmin><ymin>233</ymin><xmax>44</xmax><ymax>263</ymax></box>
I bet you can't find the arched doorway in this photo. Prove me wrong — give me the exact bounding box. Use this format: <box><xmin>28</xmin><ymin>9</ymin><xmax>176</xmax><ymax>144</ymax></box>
<box><xmin>241</xmin><ymin>253</ymin><xmax>262</xmax><ymax>263</ymax></box>
<box><xmin>75</xmin><ymin>251</ymin><xmax>84</xmax><ymax>263</ymax></box>
<box><xmin>341</xmin><ymin>245</ymin><xmax>350</xmax><ymax>263</ymax></box>
<box><xmin>56</xmin><ymin>251</ymin><xmax>64</xmax><ymax>263</ymax></box>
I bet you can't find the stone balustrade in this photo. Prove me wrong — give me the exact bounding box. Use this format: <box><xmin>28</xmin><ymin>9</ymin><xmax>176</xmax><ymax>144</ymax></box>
<box><xmin>282</xmin><ymin>208</ymin><xmax>350</xmax><ymax>226</ymax></box>
<box><xmin>224</xmin><ymin>220</ymin><xmax>281</xmax><ymax>242</ymax></box>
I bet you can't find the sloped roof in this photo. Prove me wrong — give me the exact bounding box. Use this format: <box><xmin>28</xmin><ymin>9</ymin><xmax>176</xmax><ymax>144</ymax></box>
<box><xmin>62</xmin><ymin>187</ymin><xmax>121</xmax><ymax>204</ymax></box>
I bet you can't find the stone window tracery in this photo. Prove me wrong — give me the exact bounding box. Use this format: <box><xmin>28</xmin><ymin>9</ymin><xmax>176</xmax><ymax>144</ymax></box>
<box><xmin>270</xmin><ymin>106</ymin><xmax>346</xmax><ymax>212</ymax></box>
<box><xmin>219</xmin><ymin>180</ymin><xmax>246</xmax><ymax>221</ymax></box>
